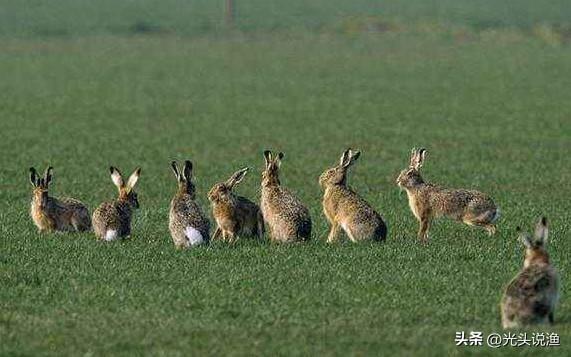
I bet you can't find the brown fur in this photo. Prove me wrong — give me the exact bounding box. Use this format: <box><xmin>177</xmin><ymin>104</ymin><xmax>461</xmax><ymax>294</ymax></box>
<box><xmin>501</xmin><ymin>217</ymin><xmax>559</xmax><ymax>329</ymax></box>
<box><xmin>396</xmin><ymin>148</ymin><xmax>499</xmax><ymax>243</ymax></box>
<box><xmin>319</xmin><ymin>149</ymin><xmax>387</xmax><ymax>243</ymax></box>
<box><xmin>92</xmin><ymin>166</ymin><xmax>141</xmax><ymax>241</ymax></box>
<box><xmin>29</xmin><ymin>166</ymin><xmax>91</xmax><ymax>233</ymax></box>
<box><xmin>208</xmin><ymin>168</ymin><xmax>264</xmax><ymax>243</ymax></box>
<box><xmin>260</xmin><ymin>151</ymin><xmax>312</xmax><ymax>243</ymax></box>
<box><xmin>169</xmin><ymin>160</ymin><xmax>210</xmax><ymax>249</ymax></box>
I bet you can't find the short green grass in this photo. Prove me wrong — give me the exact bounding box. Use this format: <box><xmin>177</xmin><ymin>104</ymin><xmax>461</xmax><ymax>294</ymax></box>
<box><xmin>1</xmin><ymin>2</ymin><xmax>571</xmax><ymax>356</ymax></box>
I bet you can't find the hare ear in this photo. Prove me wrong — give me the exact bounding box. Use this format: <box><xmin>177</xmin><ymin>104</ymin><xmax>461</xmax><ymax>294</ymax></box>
<box><xmin>275</xmin><ymin>152</ymin><xmax>284</xmax><ymax>167</ymax></box>
<box><xmin>534</xmin><ymin>216</ymin><xmax>549</xmax><ymax>245</ymax></box>
<box><xmin>517</xmin><ymin>227</ymin><xmax>533</xmax><ymax>249</ymax></box>
<box><xmin>347</xmin><ymin>149</ymin><xmax>361</xmax><ymax>166</ymax></box>
<box><xmin>409</xmin><ymin>148</ymin><xmax>418</xmax><ymax>168</ymax></box>
<box><xmin>29</xmin><ymin>167</ymin><xmax>38</xmax><ymax>187</ymax></box>
<box><xmin>171</xmin><ymin>161</ymin><xmax>181</xmax><ymax>180</ymax></box>
<box><xmin>263</xmin><ymin>150</ymin><xmax>272</xmax><ymax>168</ymax></box>
<box><xmin>418</xmin><ymin>148</ymin><xmax>427</xmax><ymax>166</ymax></box>
<box><xmin>411</xmin><ymin>148</ymin><xmax>426</xmax><ymax>170</ymax></box>
<box><xmin>110</xmin><ymin>166</ymin><xmax>124</xmax><ymax>188</ymax></box>
<box><xmin>183</xmin><ymin>160</ymin><xmax>193</xmax><ymax>181</ymax></box>
<box><xmin>126</xmin><ymin>168</ymin><xmax>141</xmax><ymax>190</ymax></box>
<box><xmin>43</xmin><ymin>166</ymin><xmax>53</xmax><ymax>186</ymax></box>
<box><xmin>227</xmin><ymin>167</ymin><xmax>249</xmax><ymax>188</ymax></box>
<box><xmin>339</xmin><ymin>149</ymin><xmax>351</xmax><ymax>167</ymax></box>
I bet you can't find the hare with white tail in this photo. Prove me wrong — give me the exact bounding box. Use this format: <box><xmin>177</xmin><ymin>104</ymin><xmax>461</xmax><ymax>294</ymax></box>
<box><xmin>208</xmin><ymin>167</ymin><xmax>264</xmax><ymax>243</ymax></box>
<box><xmin>260</xmin><ymin>150</ymin><xmax>312</xmax><ymax>243</ymax></box>
<box><xmin>501</xmin><ymin>217</ymin><xmax>559</xmax><ymax>329</ymax></box>
<box><xmin>92</xmin><ymin>166</ymin><xmax>141</xmax><ymax>241</ymax></box>
<box><xmin>29</xmin><ymin>166</ymin><xmax>91</xmax><ymax>233</ymax></box>
<box><xmin>319</xmin><ymin>149</ymin><xmax>387</xmax><ymax>243</ymax></box>
<box><xmin>396</xmin><ymin>148</ymin><xmax>500</xmax><ymax>243</ymax></box>
<box><xmin>169</xmin><ymin>160</ymin><xmax>210</xmax><ymax>248</ymax></box>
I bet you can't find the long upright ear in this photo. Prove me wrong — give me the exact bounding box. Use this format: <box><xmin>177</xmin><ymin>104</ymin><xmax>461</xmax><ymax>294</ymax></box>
<box><xmin>126</xmin><ymin>168</ymin><xmax>141</xmax><ymax>190</ymax></box>
<box><xmin>263</xmin><ymin>150</ymin><xmax>272</xmax><ymax>168</ymax></box>
<box><xmin>409</xmin><ymin>148</ymin><xmax>418</xmax><ymax>168</ymax></box>
<box><xmin>534</xmin><ymin>216</ymin><xmax>549</xmax><ymax>245</ymax></box>
<box><xmin>29</xmin><ymin>167</ymin><xmax>38</xmax><ymax>186</ymax></box>
<box><xmin>226</xmin><ymin>167</ymin><xmax>249</xmax><ymax>188</ymax></box>
<box><xmin>418</xmin><ymin>148</ymin><xmax>427</xmax><ymax>167</ymax></box>
<box><xmin>110</xmin><ymin>166</ymin><xmax>124</xmax><ymax>188</ymax></box>
<box><xmin>517</xmin><ymin>227</ymin><xmax>533</xmax><ymax>249</ymax></box>
<box><xmin>410</xmin><ymin>148</ymin><xmax>426</xmax><ymax>170</ymax></box>
<box><xmin>275</xmin><ymin>152</ymin><xmax>284</xmax><ymax>167</ymax></box>
<box><xmin>339</xmin><ymin>149</ymin><xmax>351</xmax><ymax>167</ymax></box>
<box><xmin>183</xmin><ymin>160</ymin><xmax>193</xmax><ymax>181</ymax></box>
<box><xmin>44</xmin><ymin>166</ymin><xmax>53</xmax><ymax>186</ymax></box>
<box><xmin>171</xmin><ymin>161</ymin><xmax>181</xmax><ymax>180</ymax></box>
<box><xmin>345</xmin><ymin>149</ymin><xmax>361</xmax><ymax>167</ymax></box>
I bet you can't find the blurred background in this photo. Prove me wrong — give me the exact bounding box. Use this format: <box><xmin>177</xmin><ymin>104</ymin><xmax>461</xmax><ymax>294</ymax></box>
<box><xmin>2</xmin><ymin>0</ymin><xmax>571</xmax><ymax>38</ymax></box>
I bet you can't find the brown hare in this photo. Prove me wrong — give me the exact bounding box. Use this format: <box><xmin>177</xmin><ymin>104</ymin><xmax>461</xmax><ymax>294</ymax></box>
<box><xmin>92</xmin><ymin>166</ymin><xmax>141</xmax><ymax>241</ymax></box>
<box><xmin>169</xmin><ymin>160</ymin><xmax>210</xmax><ymax>248</ymax></box>
<box><xmin>208</xmin><ymin>167</ymin><xmax>264</xmax><ymax>243</ymax></box>
<box><xmin>260</xmin><ymin>150</ymin><xmax>311</xmax><ymax>243</ymax></box>
<box><xmin>29</xmin><ymin>166</ymin><xmax>91</xmax><ymax>233</ymax></box>
<box><xmin>319</xmin><ymin>149</ymin><xmax>387</xmax><ymax>243</ymax></box>
<box><xmin>396</xmin><ymin>148</ymin><xmax>499</xmax><ymax>243</ymax></box>
<box><xmin>501</xmin><ymin>217</ymin><xmax>559</xmax><ymax>329</ymax></box>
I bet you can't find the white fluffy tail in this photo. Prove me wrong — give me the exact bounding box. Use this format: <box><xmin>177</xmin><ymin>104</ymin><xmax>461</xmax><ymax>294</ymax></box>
<box><xmin>184</xmin><ymin>226</ymin><xmax>204</xmax><ymax>246</ymax></box>
<box><xmin>105</xmin><ymin>229</ymin><xmax>118</xmax><ymax>241</ymax></box>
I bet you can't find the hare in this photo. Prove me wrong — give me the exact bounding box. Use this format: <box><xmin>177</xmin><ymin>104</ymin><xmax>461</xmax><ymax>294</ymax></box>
<box><xmin>501</xmin><ymin>217</ymin><xmax>559</xmax><ymax>329</ymax></box>
<box><xmin>92</xmin><ymin>167</ymin><xmax>141</xmax><ymax>241</ymax></box>
<box><xmin>169</xmin><ymin>160</ymin><xmax>210</xmax><ymax>248</ymax></box>
<box><xmin>29</xmin><ymin>166</ymin><xmax>91</xmax><ymax>233</ymax></box>
<box><xmin>208</xmin><ymin>167</ymin><xmax>264</xmax><ymax>242</ymax></box>
<box><xmin>319</xmin><ymin>149</ymin><xmax>387</xmax><ymax>243</ymax></box>
<box><xmin>396</xmin><ymin>148</ymin><xmax>499</xmax><ymax>243</ymax></box>
<box><xmin>260</xmin><ymin>150</ymin><xmax>311</xmax><ymax>242</ymax></box>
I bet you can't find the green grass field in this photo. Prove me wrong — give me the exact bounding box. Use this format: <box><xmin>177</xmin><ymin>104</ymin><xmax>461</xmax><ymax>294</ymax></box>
<box><xmin>1</xmin><ymin>1</ymin><xmax>571</xmax><ymax>356</ymax></box>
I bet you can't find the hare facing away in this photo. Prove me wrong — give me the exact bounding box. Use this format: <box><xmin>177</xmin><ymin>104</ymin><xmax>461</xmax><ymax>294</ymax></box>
<box><xmin>260</xmin><ymin>150</ymin><xmax>312</xmax><ymax>243</ymax></box>
<box><xmin>208</xmin><ymin>167</ymin><xmax>264</xmax><ymax>242</ymax></box>
<box><xmin>396</xmin><ymin>148</ymin><xmax>500</xmax><ymax>243</ymax></box>
<box><xmin>29</xmin><ymin>166</ymin><xmax>91</xmax><ymax>233</ymax></box>
<box><xmin>169</xmin><ymin>160</ymin><xmax>210</xmax><ymax>249</ymax></box>
<box><xmin>92</xmin><ymin>167</ymin><xmax>141</xmax><ymax>241</ymax></box>
<box><xmin>501</xmin><ymin>217</ymin><xmax>559</xmax><ymax>329</ymax></box>
<box><xmin>319</xmin><ymin>149</ymin><xmax>387</xmax><ymax>243</ymax></box>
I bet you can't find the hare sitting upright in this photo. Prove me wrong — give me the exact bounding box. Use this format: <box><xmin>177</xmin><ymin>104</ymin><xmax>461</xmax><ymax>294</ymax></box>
<box><xmin>92</xmin><ymin>166</ymin><xmax>141</xmax><ymax>241</ymax></box>
<box><xmin>319</xmin><ymin>149</ymin><xmax>387</xmax><ymax>243</ymax></box>
<box><xmin>29</xmin><ymin>166</ymin><xmax>91</xmax><ymax>233</ymax></box>
<box><xmin>396</xmin><ymin>148</ymin><xmax>499</xmax><ymax>243</ymax></box>
<box><xmin>169</xmin><ymin>160</ymin><xmax>210</xmax><ymax>249</ymax></box>
<box><xmin>208</xmin><ymin>167</ymin><xmax>264</xmax><ymax>242</ymax></box>
<box><xmin>501</xmin><ymin>217</ymin><xmax>559</xmax><ymax>329</ymax></box>
<box><xmin>260</xmin><ymin>150</ymin><xmax>311</xmax><ymax>243</ymax></box>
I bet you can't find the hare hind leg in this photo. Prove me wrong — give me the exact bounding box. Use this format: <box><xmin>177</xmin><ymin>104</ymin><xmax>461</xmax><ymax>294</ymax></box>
<box><xmin>463</xmin><ymin>217</ymin><xmax>497</xmax><ymax>236</ymax></box>
<box><xmin>341</xmin><ymin>223</ymin><xmax>358</xmax><ymax>242</ymax></box>
<box><xmin>254</xmin><ymin>212</ymin><xmax>265</xmax><ymax>239</ymax></box>
<box><xmin>549</xmin><ymin>312</ymin><xmax>554</xmax><ymax>324</ymax></box>
<box><xmin>71</xmin><ymin>214</ymin><xmax>91</xmax><ymax>232</ymax></box>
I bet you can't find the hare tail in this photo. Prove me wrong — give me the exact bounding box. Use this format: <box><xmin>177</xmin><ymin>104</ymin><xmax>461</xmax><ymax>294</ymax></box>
<box><xmin>185</xmin><ymin>226</ymin><xmax>204</xmax><ymax>246</ymax></box>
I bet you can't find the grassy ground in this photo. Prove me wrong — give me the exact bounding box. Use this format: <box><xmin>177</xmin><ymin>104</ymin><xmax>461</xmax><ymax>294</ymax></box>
<box><xmin>1</xmin><ymin>2</ymin><xmax>571</xmax><ymax>356</ymax></box>
<box><xmin>2</xmin><ymin>0</ymin><xmax>571</xmax><ymax>37</ymax></box>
